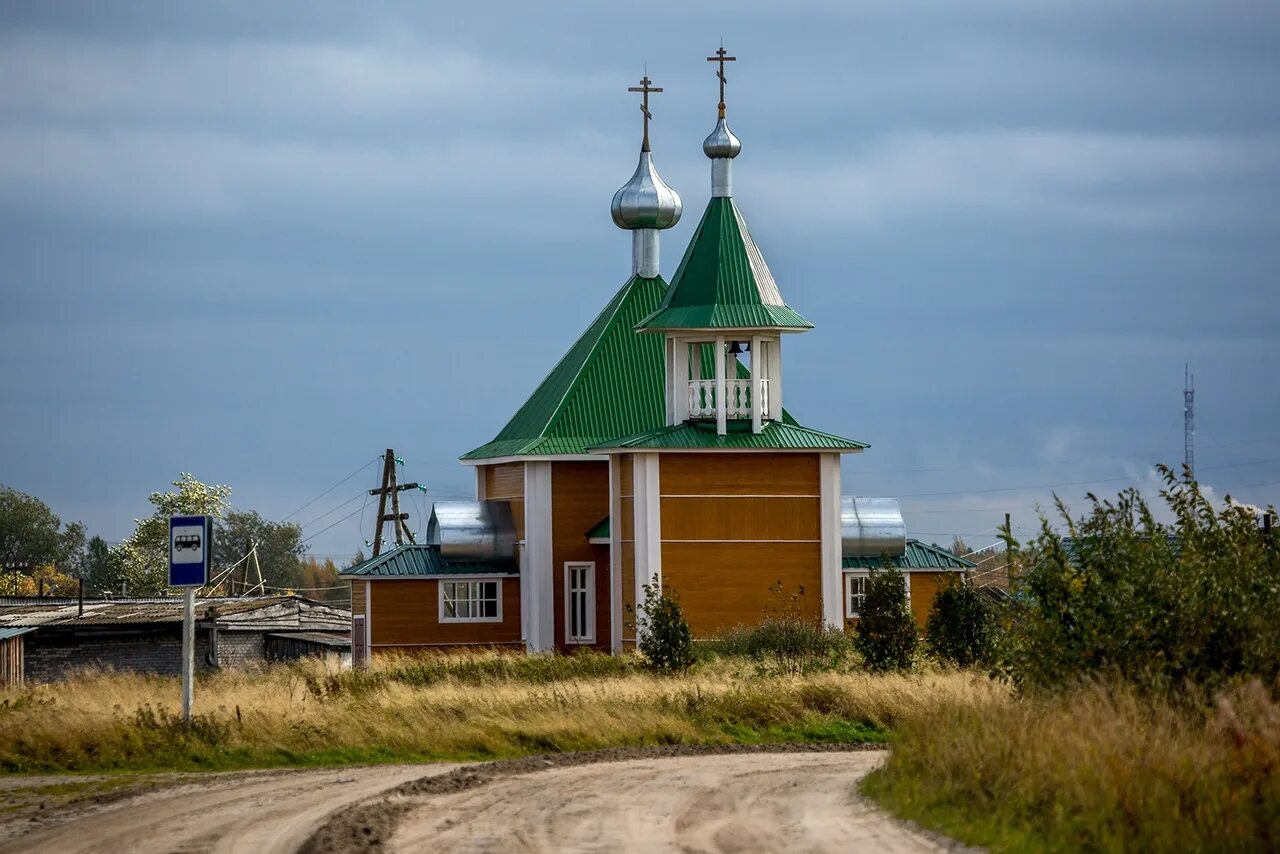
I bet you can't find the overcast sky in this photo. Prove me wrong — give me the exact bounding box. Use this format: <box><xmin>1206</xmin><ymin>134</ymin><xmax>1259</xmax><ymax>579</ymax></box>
<box><xmin>2</xmin><ymin>1</ymin><xmax>1277</xmax><ymax>563</ymax></box>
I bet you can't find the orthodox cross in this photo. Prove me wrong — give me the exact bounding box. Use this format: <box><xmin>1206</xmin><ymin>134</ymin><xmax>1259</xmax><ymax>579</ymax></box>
<box><xmin>706</xmin><ymin>46</ymin><xmax>736</xmax><ymax>115</ymax></box>
<box><xmin>628</xmin><ymin>75</ymin><xmax>662</xmax><ymax>152</ymax></box>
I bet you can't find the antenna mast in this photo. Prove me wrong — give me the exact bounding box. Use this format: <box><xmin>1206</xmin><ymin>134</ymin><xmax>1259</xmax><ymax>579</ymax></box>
<box><xmin>1183</xmin><ymin>364</ymin><xmax>1195</xmax><ymax>482</ymax></box>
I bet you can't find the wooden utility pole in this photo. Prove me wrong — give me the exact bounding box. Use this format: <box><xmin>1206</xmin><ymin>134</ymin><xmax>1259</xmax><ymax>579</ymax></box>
<box><xmin>1004</xmin><ymin>512</ymin><xmax>1012</xmax><ymax>586</ymax></box>
<box><xmin>368</xmin><ymin>449</ymin><xmax>419</xmax><ymax>557</ymax></box>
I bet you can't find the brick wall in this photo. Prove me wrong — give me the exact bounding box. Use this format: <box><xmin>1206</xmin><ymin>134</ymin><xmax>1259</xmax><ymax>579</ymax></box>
<box><xmin>23</xmin><ymin>626</ymin><xmax>272</xmax><ymax>682</ymax></box>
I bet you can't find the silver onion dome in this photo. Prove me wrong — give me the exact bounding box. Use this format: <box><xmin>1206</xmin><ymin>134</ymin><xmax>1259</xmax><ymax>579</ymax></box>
<box><xmin>703</xmin><ymin>116</ymin><xmax>741</xmax><ymax>159</ymax></box>
<box><xmin>611</xmin><ymin>150</ymin><xmax>682</xmax><ymax>230</ymax></box>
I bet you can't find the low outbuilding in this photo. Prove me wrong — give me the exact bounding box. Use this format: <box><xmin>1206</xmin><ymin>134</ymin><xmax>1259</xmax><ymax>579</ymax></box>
<box><xmin>0</xmin><ymin>595</ymin><xmax>351</xmax><ymax>686</ymax></box>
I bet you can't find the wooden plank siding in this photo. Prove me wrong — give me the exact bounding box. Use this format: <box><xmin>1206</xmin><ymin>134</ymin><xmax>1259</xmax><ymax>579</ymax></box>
<box><xmin>482</xmin><ymin>462</ymin><xmax>525</xmax><ymax>546</ymax></box>
<box><xmin>550</xmin><ymin>461</ymin><xmax>612</xmax><ymax>651</ymax></box>
<box><xmin>657</xmin><ymin>453</ymin><xmax>823</xmax><ymax>638</ymax></box>
<box><xmin>906</xmin><ymin>571</ymin><xmax>949</xmax><ymax>629</ymax></box>
<box><xmin>368</xmin><ymin>578</ymin><xmax>522</xmax><ymax>650</ymax></box>
<box><xmin>0</xmin><ymin>635</ymin><xmax>22</xmax><ymax>688</ymax></box>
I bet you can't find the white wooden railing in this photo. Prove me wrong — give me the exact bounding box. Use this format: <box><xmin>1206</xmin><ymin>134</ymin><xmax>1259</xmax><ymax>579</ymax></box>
<box><xmin>688</xmin><ymin>379</ymin><xmax>769</xmax><ymax>420</ymax></box>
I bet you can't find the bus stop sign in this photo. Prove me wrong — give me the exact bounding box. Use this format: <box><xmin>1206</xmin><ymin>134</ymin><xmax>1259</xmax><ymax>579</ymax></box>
<box><xmin>169</xmin><ymin>515</ymin><xmax>212</xmax><ymax>587</ymax></box>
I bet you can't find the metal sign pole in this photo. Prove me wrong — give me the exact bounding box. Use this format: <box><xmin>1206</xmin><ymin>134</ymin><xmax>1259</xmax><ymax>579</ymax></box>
<box><xmin>182</xmin><ymin>586</ymin><xmax>194</xmax><ymax>723</ymax></box>
<box><xmin>170</xmin><ymin>514</ymin><xmax>211</xmax><ymax>727</ymax></box>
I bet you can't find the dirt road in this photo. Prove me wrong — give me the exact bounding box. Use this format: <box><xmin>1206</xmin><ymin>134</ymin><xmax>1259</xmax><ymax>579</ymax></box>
<box><xmin>391</xmin><ymin>750</ymin><xmax>945</xmax><ymax>853</ymax></box>
<box><xmin>0</xmin><ymin>765</ymin><xmax>452</xmax><ymax>854</ymax></box>
<box><xmin>1</xmin><ymin>748</ymin><xmax>953</xmax><ymax>853</ymax></box>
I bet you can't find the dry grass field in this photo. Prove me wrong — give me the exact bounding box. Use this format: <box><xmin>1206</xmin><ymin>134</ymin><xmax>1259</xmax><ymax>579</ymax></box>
<box><xmin>0</xmin><ymin>652</ymin><xmax>990</xmax><ymax>773</ymax></box>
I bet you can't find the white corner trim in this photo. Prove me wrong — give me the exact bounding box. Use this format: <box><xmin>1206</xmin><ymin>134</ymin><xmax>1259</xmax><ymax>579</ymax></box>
<box><xmin>523</xmin><ymin>461</ymin><xmax>555</xmax><ymax>652</ymax></box>
<box><xmin>437</xmin><ymin>577</ymin><xmax>504</xmax><ymax>623</ymax></box>
<box><xmin>819</xmin><ymin>453</ymin><xmax>843</xmax><ymax>629</ymax></box>
<box><xmin>633</xmin><ymin>454</ymin><xmax>662</xmax><ymax>636</ymax></box>
<box><xmin>609</xmin><ymin>455</ymin><xmax>623</xmax><ymax>653</ymax></box>
<box><xmin>475</xmin><ymin>466</ymin><xmax>487</xmax><ymax>500</ymax></box>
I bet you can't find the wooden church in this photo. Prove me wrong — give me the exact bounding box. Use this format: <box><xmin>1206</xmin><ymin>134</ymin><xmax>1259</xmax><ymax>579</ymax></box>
<box><xmin>342</xmin><ymin>51</ymin><xmax>973</xmax><ymax>657</ymax></box>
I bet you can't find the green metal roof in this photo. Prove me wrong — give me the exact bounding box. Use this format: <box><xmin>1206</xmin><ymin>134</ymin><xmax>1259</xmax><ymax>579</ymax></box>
<box><xmin>461</xmin><ymin>275</ymin><xmax>671</xmax><ymax>460</ymax></box>
<box><xmin>636</xmin><ymin>197</ymin><xmax>813</xmax><ymax>332</ymax></box>
<box><xmin>461</xmin><ymin>276</ymin><xmax>800</xmax><ymax>461</ymax></box>
<box><xmin>339</xmin><ymin>545</ymin><xmax>517</xmax><ymax>578</ymax></box>
<box><xmin>590</xmin><ymin>419</ymin><xmax>868</xmax><ymax>452</ymax></box>
<box><xmin>843</xmin><ymin>540</ymin><xmax>976</xmax><ymax>571</ymax></box>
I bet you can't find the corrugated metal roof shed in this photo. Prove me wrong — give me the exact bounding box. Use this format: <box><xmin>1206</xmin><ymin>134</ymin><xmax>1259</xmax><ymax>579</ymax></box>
<box><xmin>637</xmin><ymin>197</ymin><xmax>812</xmax><ymax>332</ymax></box>
<box><xmin>842</xmin><ymin>539</ymin><xmax>976</xmax><ymax>570</ymax></box>
<box><xmin>0</xmin><ymin>596</ymin><xmax>349</xmax><ymax>631</ymax></box>
<box><xmin>591</xmin><ymin>419</ymin><xmax>868</xmax><ymax>452</ymax></box>
<box><xmin>340</xmin><ymin>544</ymin><xmax>517</xmax><ymax>578</ymax></box>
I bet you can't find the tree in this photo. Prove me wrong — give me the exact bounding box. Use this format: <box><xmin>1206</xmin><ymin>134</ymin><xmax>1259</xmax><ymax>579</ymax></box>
<box><xmin>298</xmin><ymin>556</ymin><xmax>348</xmax><ymax>606</ymax></box>
<box><xmin>636</xmin><ymin>583</ymin><xmax>694</xmax><ymax>672</ymax></box>
<box><xmin>925</xmin><ymin>579</ymin><xmax>993</xmax><ymax>667</ymax></box>
<box><xmin>0</xmin><ymin>485</ymin><xmax>86</xmax><ymax>571</ymax></box>
<box><xmin>1004</xmin><ymin>466</ymin><xmax>1280</xmax><ymax>692</ymax></box>
<box><xmin>213</xmin><ymin>510</ymin><xmax>306</xmax><ymax>592</ymax></box>
<box><xmin>81</xmin><ymin>535</ymin><xmax>117</xmax><ymax>594</ymax></box>
<box><xmin>854</xmin><ymin>565</ymin><xmax>918</xmax><ymax>671</ymax></box>
<box><xmin>112</xmin><ymin>474</ymin><xmax>232</xmax><ymax>595</ymax></box>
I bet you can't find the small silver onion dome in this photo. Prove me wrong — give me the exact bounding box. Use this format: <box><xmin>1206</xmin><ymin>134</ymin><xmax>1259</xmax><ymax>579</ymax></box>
<box><xmin>703</xmin><ymin>116</ymin><xmax>741</xmax><ymax>159</ymax></box>
<box><xmin>611</xmin><ymin>150</ymin><xmax>682</xmax><ymax>230</ymax></box>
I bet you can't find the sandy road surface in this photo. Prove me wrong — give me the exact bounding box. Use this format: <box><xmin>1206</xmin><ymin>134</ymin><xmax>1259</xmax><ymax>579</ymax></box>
<box><xmin>391</xmin><ymin>750</ymin><xmax>948</xmax><ymax>853</ymax></box>
<box><xmin>0</xmin><ymin>764</ymin><xmax>453</xmax><ymax>854</ymax></box>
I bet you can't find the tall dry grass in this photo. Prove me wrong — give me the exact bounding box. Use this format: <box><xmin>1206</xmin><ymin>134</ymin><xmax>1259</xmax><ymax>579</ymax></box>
<box><xmin>0</xmin><ymin>652</ymin><xmax>995</xmax><ymax>773</ymax></box>
<box><xmin>865</xmin><ymin>679</ymin><xmax>1280</xmax><ymax>852</ymax></box>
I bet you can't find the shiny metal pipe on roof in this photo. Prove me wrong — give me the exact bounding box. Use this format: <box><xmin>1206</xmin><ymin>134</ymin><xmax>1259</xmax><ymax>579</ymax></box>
<box><xmin>425</xmin><ymin>500</ymin><xmax>516</xmax><ymax>562</ymax></box>
<box><xmin>841</xmin><ymin>497</ymin><xmax>906</xmax><ymax>558</ymax></box>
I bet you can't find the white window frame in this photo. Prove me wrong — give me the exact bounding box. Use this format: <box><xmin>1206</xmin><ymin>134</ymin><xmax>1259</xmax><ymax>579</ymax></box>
<box><xmin>844</xmin><ymin>570</ymin><xmax>910</xmax><ymax>619</ymax></box>
<box><xmin>438</xmin><ymin>576</ymin><xmax>504</xmax><ymax>624</ymax></box>
<box><xmin>564</xmin><ymin>561</ymin><xmax>596</xmax><ymax>645</ymax></box>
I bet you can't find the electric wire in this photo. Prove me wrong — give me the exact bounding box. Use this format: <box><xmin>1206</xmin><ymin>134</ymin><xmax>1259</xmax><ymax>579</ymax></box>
<box><xmin>281</xmin><ymin>455</ymin><xmax>381</xmax><ymax>522</ymax></box>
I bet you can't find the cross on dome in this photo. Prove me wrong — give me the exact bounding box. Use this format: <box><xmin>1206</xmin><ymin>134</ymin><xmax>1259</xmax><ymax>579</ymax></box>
<box><xmin>627</xmin><ymin>75</ymin><xmax>663</xmax><ymax>152</ymax></box>
<box><xmin>706</xmin><ymin>46</ymin><xmax>737</xmax><ymax>116</ymax></box>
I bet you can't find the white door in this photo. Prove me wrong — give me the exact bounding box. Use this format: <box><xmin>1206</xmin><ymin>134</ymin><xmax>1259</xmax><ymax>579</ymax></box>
<box><xmin>565</xmin><ymin>562</ymin><xmax>596</xmax><ymax>644</ymax></box>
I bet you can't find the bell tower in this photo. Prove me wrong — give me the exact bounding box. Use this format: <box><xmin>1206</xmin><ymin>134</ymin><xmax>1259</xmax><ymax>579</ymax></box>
<box><xmin>635</xmin><ymin>46</ymin><xmax>812</xmax><ymax>436</ymax></box>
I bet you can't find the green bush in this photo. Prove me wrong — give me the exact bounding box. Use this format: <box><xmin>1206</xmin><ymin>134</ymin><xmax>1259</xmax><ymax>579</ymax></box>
<box><xmin>705</xmin><ymin>617</ymin><xmax>853</xmax><ymax>674</ymax></box>
<box><xmin>1004</xmin><ymin>466</ymin><xmax>1280</xmax><ymax>692</ymax></box>
<box><xmin>637</xmin><ymin>583</ymin><xmax>695</xmax><ymax>672</ymax></box>
<box><xmin>925</xmin><ymin>580</ymin><xmax>993</xmax><ymax>667</ymax></box>
<box><xmin>854</xmin><ymin>566</ymin><xmax>918</xmax><ymax>671</ymax></box>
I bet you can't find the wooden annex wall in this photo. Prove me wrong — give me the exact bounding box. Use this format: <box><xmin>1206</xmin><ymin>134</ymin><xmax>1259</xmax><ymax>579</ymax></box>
<box><xmin>658</xmin><ymin>453</ymin><xmax>823</xmax><ymax>637</ymax></box>
<box><xmin>550</xmin><ymin>461</ymin><xmax>611</xmax><ymax>651</ymax></box>
<box><xmin>368</xmin><ymin>578</ymin><xmax>522</xmax><ymax>651</ymax></box>
<box><xmin>481</xmin><ymin>462</ymin><xmax>526</xmax><ymax>549</ymax></box>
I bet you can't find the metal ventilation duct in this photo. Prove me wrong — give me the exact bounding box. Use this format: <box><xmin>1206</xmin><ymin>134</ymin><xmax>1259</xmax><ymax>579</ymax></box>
<box><xmin>426</xmin><ymin>500</ymin><xmax>516</xmax><ymax>562</ymax></box>
<box><xmin>841</xmin><ymin>497</ymin><xmax>906</xmax><ymax>558</ymax></box>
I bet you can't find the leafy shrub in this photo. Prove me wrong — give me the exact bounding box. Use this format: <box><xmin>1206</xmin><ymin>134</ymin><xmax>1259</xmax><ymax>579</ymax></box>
<box><xmin>1005</xmin><ymin>466</ymin><xmax>1280</xmax><ymax>692</ymax></box>
<box><xmin>854</xmin><ymin>566</ymin><xmax>918</xmax><ymax>671</ymax></box>
<box><xmin>706</xmin><ymin>617</ymin><xmax>853</xmax><ymax>674</ymax></box>
<box><xmin>925</xmin><ymin>580</ymin><xmax>993</xmax><ymax>667</ymax></box>
<box><xmin>637</xmin><ymin>583</ymin><xmax>694</xmax><ymax>672</ymax></box>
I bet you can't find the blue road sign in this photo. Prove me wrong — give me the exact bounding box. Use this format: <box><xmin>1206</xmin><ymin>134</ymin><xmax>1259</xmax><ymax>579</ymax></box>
<box><xmin>169</xmin><ymin>515</ymin><xmax>212</xmax><ymax>587</ymax></box>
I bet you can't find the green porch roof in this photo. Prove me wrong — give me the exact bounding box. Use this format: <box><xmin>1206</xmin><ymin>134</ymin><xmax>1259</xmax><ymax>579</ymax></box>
<box><xmin>590</xmin><ymin>419</ymin><xmax>867</xmax><ymax>452</ymax></box>
<box><xmin>843</xmin><ymin>540</ymin><xmax>976</xmax><ymax>571</ymax></box>
<box><xmin>586</xmin><ymin>516</ymin><xmax>610</xmax><ymax>541</ymax></box>
<box><xmin>339</xmin><ymin>544</ymin><xmax>517</xmax><ymax>578</ymax></box>
<box><xmin>636</xmin><ymin>197</ymin><xmax>812</xmax><ymax>332</ymax></box>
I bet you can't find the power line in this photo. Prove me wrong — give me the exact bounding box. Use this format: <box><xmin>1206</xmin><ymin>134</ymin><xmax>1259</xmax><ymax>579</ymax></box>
<box><xmin>282</xmin><ymin>455</ymin><xmax>381</xmax><ymax>522</ymax></box>
<box><xmin>299</xmin><ymin>503</ymin><xmax>370</xmax><ymax>546</ymax></box>
<box><xmin>299</xmin><ymin>491</ymin><xmax>368</xmax><ymax>530</ymax></box>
